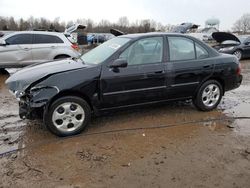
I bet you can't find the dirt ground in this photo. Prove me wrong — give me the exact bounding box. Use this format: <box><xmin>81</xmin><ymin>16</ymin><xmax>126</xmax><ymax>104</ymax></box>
<box><xmin>0</xmin><ymin>60</ymin><xmax>250</xmax><ymax>188</ymax></box>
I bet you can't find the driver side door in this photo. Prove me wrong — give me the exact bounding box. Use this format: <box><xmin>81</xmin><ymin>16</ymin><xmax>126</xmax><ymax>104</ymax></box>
<box><xmin>100</xmin><ymin>36</ymin><xmax>167</xmax><ymax>109</ymax></box>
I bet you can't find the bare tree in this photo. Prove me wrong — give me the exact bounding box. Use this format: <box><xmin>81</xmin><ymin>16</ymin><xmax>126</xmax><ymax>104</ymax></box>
<box><xmin>233</xmin><ymin>14</ymin><xmax>250</xmax><ymax>34</ymax></box>
<box><xmin>0</xmin><ymin>16</ymin><xmax>8</xmax><ymax>30</ymax></box>
<box><xmin>8</xmin><ymin>17</ymin><xmax>18</xmax><ymax>30</ymax></box>
<box><xmin>117</xmin><ymin>16</ymin><xmax>129</xmax><ymax>28</ymax></box>
<box><xmin>19</xmin><ymin>18</ymin><xmax>30</xmax><ymax>30</ymax></box>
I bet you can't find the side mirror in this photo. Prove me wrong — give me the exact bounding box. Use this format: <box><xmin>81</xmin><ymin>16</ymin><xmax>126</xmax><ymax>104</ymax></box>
<box><xmin>109</xmin><ymin>59</ymin><xmax>128</xmax><ymax>69</ymax></box>
<box><xmin>0</xmin><ymin>39</ymin><xmax>6</xmax><ymax>46</ymax></box>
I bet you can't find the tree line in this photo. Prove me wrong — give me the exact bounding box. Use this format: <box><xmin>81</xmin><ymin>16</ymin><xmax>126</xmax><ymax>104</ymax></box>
<box><xmin>0</xmin><ymin>16</ymin><xmax>175</xmax><ymax>33</ymax></box>
<box><xmin>0</xmin><ymin>14</ymin><xmax>250</xmax><ymax>34</ymax></box>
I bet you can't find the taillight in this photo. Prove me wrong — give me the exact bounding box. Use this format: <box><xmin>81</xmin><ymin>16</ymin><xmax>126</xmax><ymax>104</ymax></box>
<box><xmin>236</xmin><ymin>63</ymin><xmax>241</xmax><ymax>75</ymax></box>
<box><xmin>71</xmin><ymin>44</ymin><xmax>80</xmax><ymax>51</ymax></box>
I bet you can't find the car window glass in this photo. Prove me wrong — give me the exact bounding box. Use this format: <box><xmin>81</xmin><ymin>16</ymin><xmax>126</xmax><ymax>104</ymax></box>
<box><xmin>33</xmin><ymin>34</ymin><xmax>64</xmax><ymax>44</ymax></box>
<box><xmin>119</xmin><ymin>37</ymin><xmax>163</xmax><ymax>66</ymax></box>
<box><xmin>81</xmin><ymin>37</ymin><xmax>130</xmax><ymax>64</ymax></box>
<box><xmin>195</xmin><ymin>43</ymin><xmax>209</xmax><ymax>59</ymax></box>
<box><xmin>6</xmin><ymin>34</ymin><xmax>32</xmax><ymax>45</ymax></box>
<box><xmin>168</xmin><ymin>37</ymin><xmax>195</xmax><ymax>61</ymax></box>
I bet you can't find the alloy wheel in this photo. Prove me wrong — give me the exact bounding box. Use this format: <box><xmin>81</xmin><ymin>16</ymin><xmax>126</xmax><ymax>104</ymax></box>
<box><xmin>52</xmin><ymin>102</ymin><xmax>85</xmax><ymax>133</ymax></box>
<box><xmin>201</xmin><ymin>84</ymin><xmax>220</xmax><ymax>107</ymax></box>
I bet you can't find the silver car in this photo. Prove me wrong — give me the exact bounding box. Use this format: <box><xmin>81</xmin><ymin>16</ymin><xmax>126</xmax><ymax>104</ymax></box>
<box><xmin>0</xmin><ymin>31</ymin><xmax>81</xmax><ymax>68</ymax></box>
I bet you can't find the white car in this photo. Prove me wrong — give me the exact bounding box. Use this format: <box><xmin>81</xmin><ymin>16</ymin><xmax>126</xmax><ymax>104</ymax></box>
<box><xmin>0</xmin><ymin>31</ymin><xmax>81</xmax><ymax>68</ymax></box>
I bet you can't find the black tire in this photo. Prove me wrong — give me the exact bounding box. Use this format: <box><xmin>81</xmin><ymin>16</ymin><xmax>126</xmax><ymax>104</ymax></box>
<box><xmin>44</xmin><ymin>96</ymin><xmax>91</xmax><ymax>137</ymax></box>
<box><xmin>233</xmin><ymin>50</ymin><xmax>242</xmax><ymax>60</ymax></box>
<box><xmin>54</xmin><ymin>55</ymin><xmax>70</xmax><ymax>60</ymax></box>
<box><xmin>193</xmin><ymin>80</ymin><xmax>223</xmax><ymax>111</ymax></box>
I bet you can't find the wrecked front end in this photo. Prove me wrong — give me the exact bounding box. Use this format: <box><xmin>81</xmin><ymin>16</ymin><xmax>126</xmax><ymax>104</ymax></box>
<box><xmin>5</xmin><ymin>59</ymin><xmax>90</xmax><ymax>120</ymax></box>
<box><xmin>6</xmin><ymin>59</ymin><xmax>101</xmax><ymax>120</ymax></box>
<box><xmin>17</xmin><ymin>85</ymin><xmax>60</xmax><ymax>119</ymax></box>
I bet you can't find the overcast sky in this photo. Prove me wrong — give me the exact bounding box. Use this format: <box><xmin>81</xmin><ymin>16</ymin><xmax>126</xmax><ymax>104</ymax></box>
<box><xmin>0</xmin><ymin>0</ymin><xmax>250</xmax><ymax>30</ymax></box>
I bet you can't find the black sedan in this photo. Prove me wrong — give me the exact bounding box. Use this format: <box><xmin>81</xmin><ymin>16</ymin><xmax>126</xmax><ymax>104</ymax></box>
<box><xmin>6</xmin><ymin>33</ymin><xmax>242</xmax><ymax>136</ymax></box>
<box><xmin>212</xmin><ymin>32</ymin><xmax>250</xmax><ymax>60</ymax></box>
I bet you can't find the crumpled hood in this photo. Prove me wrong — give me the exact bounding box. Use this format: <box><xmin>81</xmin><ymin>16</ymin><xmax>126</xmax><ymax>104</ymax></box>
<box><xmin>5</xmin><ymin>59</ymin><xmax>86</xmax><ymax>92</ymax></box>
<box><xmin>212</xmin><ymin>32</ymin><xmax>241</xmax><ymax>43</ymax></box>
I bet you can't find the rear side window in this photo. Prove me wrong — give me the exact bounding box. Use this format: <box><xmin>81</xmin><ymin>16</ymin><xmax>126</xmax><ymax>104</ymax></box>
<box><xmin>6</xmin><ymin>34</ymin><xmax>33</xmax><ymax>45</ymax></box>
<box><xmin>168</xmin><ymin>37</ymin><xmax>195</xmax><ymax>61</ymax></box>
<box><xmin>195</xmin><ymin>43</ymin><xmax>209</xmax><ymax>59</ymax></box>
<box><xmin>33</xmin><ymin>34</ymin><xmax>64</xmax><ymax>44</ymax></box>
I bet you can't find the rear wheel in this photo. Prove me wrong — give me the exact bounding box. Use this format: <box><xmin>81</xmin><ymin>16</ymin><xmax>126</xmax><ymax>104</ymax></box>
<box><xmin>45</xmin><ymin>96</ymin><xmax>91</xmax><ymax>137</ymax></box>
<box><xmin>233</xmin><ymin>50</ymin><xmax>242</xmax><ymax>60</ymax></box>
<box><xmin>193</xmin><ymin>80</ymin><xmax>223</xmax><ymax>111</ymax></box>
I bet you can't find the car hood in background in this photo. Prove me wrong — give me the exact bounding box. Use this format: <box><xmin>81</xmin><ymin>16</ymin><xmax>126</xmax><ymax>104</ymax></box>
<box><xmin>64</xmin><ymin>24</ymin><xmax>86</xmax><ymax>35</ymax></box>
<box><xmin>212</xmin><ymin>32</ymin><xmax>241</xmax><ymax>43</ymax></box>
<box><xmin>5</xmin><ymin>59</ymin><xmax>86</xmax><ymax>92</ymax></box>
<box><xmin>172</xmin><ymin>23</ymin><xmax>199</xmax><ymax>33</ymax></box>
<box><xmin>110</xmin><ymin>28</ymin><xmax>125</xmax><ymax>36</ymax></box>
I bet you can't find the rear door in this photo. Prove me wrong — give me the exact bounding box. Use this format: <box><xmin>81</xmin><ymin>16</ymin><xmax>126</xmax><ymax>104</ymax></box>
<box><xmin>32</xmin><ymin>34</ymin><xmax>65</xmax><ymax>63</ymax></box>
<box><xmin>100</xmin><ymin>36</ymin><xmax>167</xmax><ymax>109</ymax></box>
<box><xmin>0</xmin><ymin>33</ymin><xmax>33</xmax><ymax>67</ymax></box>
<box><xmin>165</xmin><ymin>36</ymin><xmax>214</xmax><ymax>99</ymax></box>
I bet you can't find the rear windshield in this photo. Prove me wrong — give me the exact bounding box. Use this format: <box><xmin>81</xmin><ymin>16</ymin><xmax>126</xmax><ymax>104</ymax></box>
<box><xmin>80</xmin><ymin>37</ymin><xmax>130</xmax><ymax>64</ymax></box>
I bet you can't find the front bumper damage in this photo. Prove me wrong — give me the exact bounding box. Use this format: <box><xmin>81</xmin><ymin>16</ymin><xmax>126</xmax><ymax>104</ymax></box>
<box><xmin>19</xmin><ymin>97</ymin><xmax>46</xmax><ymax>119</ymax></box>
<box><xmin>18</xmin><ymin>86</ymin><xmax>60</xmax><ymax>119</ymax></box>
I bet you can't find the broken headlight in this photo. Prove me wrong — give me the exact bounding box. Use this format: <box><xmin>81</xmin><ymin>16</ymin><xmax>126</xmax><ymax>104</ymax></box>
<box><xmin>9</xmin><ymin>90</ymin><xmax>26</xmax><ymax>100</ymax></box>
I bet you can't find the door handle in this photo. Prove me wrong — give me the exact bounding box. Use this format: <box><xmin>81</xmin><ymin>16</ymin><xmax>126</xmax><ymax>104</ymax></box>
<box><xmin>24</xmin><ymin>48</ymin><xmax>30</xmax><ymax>51</ymax></box>
<box><xmin>203</xmin><ymin>65</ymin><xmax>212</xmax><ymax>69</ymax></box>
<box><xmin>147</xmin><ymin>71</ymin><xmax>165</xmax><ymax>77</ymax></box>
<box><xmin>154</xmin><ymin>71</ymin><xmax>164</xmax><ymax>74</ymax></box>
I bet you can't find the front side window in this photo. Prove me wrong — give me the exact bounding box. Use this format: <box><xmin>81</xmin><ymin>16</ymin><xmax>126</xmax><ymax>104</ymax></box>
<box><xmin>119</xmin><ymin>37</ymin><xmax>163</xmax><ymax>66</ymax></box>
<box><xmin>6</xmin><ymin>34</ymin><xmax>33</xmax><ymax>45</ymax></box>
<box><xmin>168</xmin><ymin>37</ymin><xmax>195</xmax><ymax>61</ymax></box>
<box><xmin>33</xmin><ymin>34</ymin><xmax>64</xmax><ymax>44</ymax></box>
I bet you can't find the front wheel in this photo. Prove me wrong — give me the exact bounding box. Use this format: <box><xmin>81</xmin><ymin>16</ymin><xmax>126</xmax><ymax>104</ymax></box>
<box><xmin>193</xmin><ymin>80</ymin><xmax>223</xmax><ymax>111</ymax></box>
<box><xmin>45</xmin><ymin>96</ymin><xmax>91</xmax><ymax>137</ymax></box>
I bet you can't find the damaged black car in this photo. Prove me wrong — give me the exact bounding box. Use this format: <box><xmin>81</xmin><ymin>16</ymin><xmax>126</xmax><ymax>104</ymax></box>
<box><xmin>212</xmin><ymin>32</ymin><xmax>250</xmax><ymax>60</ymax></box>
<box><xmin>6</xmin><ymin>33</ymin><xmax>242</xmax><ymax>136</ymax></box>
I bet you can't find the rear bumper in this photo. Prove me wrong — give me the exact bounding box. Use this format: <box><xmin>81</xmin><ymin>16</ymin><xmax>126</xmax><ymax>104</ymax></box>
<box><xmin>225</xmin><ymin>74</ymin><xmax>242</xmax><ymax>92</ymax></box>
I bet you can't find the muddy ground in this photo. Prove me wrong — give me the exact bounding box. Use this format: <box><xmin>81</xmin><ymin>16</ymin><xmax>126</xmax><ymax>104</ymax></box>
<box><xmin>0</xmin><ymin>61</ymin><xmax>250</xmax><ymax>188</ymax></box>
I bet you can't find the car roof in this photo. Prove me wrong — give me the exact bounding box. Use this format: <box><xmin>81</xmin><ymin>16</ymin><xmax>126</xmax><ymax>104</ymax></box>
<box><xmin>117</xmin><ymin>32</ymin><xmax>219</xmax><ymax>57</ymax></box>
<box><xmin>118</xmin><ymin>32</ymin><xmax>192</xmax><ymax>39</ymax></box>
<box><xmin>7</xmin><ymin>30</ymin><xmax>64</xmax><ymax>36</ymax></box>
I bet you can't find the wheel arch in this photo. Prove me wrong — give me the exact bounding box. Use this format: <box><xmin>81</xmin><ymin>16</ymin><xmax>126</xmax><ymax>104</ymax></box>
<box><xmin>46</xmin><ymin>90</ymin><xmax>93</xmax><ymax>111</ymax></box>
<box><xmin>195</xmin><ymin>77</ymin><xmax>225</xmax><ymax>98</ymax></box>
<box><xmin>54</xmin><ymin>54</ymin><xmax>71</xmax><ymax>60</ymax></box>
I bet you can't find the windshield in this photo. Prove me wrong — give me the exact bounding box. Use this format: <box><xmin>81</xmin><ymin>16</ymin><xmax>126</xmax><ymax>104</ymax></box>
<box><xmin>80</xmin><ymin>37</ymin><xmax>131</xmax><ymax>64</ymax></box>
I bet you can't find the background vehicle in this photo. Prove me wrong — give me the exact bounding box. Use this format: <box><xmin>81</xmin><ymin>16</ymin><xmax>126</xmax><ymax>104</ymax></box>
<box><xmin>212</xmin><ymin>32</ymin><xmax>250</xmax><ymax>60</ymax></box>
<box><xmin>6</xmin><ymin>33</ymin><xmax>242</xmax><ymax>137</ymax></box>
<box><xmin>0</xmin><ymin>31</ymin><xmax>81</xmax><ymax>68</ymax></box>
<box><xmin>87</xmin><ymin>33</ymin><xmax>115</xmax><ymax>44</ymax></box>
